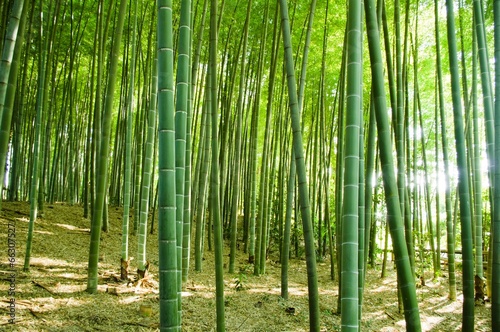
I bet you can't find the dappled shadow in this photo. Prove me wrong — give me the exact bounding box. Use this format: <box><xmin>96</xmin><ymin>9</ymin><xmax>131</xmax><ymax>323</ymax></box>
<box><xmin>0</xmin><ymin>202</ymin><xmax>492</xmax><ymax>331</ymax></box>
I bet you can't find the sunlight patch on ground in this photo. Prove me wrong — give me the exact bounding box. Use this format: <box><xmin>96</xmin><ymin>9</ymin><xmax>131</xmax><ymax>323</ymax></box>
<box><xmin>184</xmin><ymin>284</ymin><xmax>210</xmax><ymax>293</ymax></box>
<box><xmin>188</xmin><ymin>290</ymin><xmax>215</xmax><ymax>299</ymax></box>
<box><xmin>36</xmin><ymin>267</ymin><xmax>66</xmax><ymax>273</ymax></box>
<box><xmin>367</xmin><ymin>275</ymin><xmax>400</xmax><ymax>294</ymax></box>
<box><xmin>420</xmin><ymin>314</ymin><xmax>446</xmax><ymax>331</ymax></box>
<box><xmin>285</xmin><ymin>287</ymin><xmax>308</xmax><ymax>296</ymax></box>
<box><xmin>380</xmin><ymin>327</ymin><xmax>402</xmax><ymax>332</ymax></box>
<box><xmin>30</xmin><ymin>257</ymin><xmax>72</xmax><ymax>267</ymax></box>
<box><xmin>119</xmin><ymin>295</ymin><xmax>142</xmax><ymax>305</ymax></box>
<box><xmin>318</xmin><ymin>288</ymin><xmax>337</xmax><ymax>296</ymax></box>
<box><xmin>29</xmin><ymin>296</ymin><xmax>87</xmax><ymax>313</ymax></box>
<box><xmin>54</xmin><ymin>223</ymin><xmax>90</xmax><ymax>232</ymax></box>
<box><xmin>0</xmin><ymin>295</ymin><xmax>90</xmax><ymax>327</ymax></box>
<box><xmin>434</xmin><ymin>295</ymin><xmax>463</xmax><ymax>314</ymax></box>
<box><xmin>246</xmin><ymin>285</ymin><xmax>285</xmax><ymax>295</ymax></box>
<box><xmin>57</xmin><ymin>272</ymin><xmax>86</xmax><ymax>280</ymax></box>
<box><xmin>35</xmin><ymin>230</ymin><xmax>54</xmax><ymax>235</ymax></box>
<box><xmin>394</xmin><ymin>318</ymin><xmax>407</xmax><ymax>330</ymax></box>
<box><xmin>363</xmin><ymin>309</ymin><xmax>391</xmax><ymax>324</ymax></box>
<box><xmin>383</xmin><ymin>308</ymin><xmax>452</xmax><ymax>331</ymax></box>
<box><xmin>371</xmin><ymin>284</ymin><xmax>395</xmax><ymax>293</ymax></box>
<box><xmin>97</xmin><ymin>284</ymin><xmax>109</xmax><ymax>292</ymax></box>
<box><xmin>53</xmin><ymin>283</ymin><xmax>87</xmax><ymax>293</ymax></box>
<box><xmin>241</xmin><ymin>279</ymin><xmax>341</xmax><ymax>297</ymax></box>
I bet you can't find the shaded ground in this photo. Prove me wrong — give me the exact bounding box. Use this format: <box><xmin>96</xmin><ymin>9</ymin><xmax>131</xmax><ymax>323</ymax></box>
<box><xmin>0</xmin><ymin>201</ymin><xmax>492</xmax><ymax>331</ymax></box>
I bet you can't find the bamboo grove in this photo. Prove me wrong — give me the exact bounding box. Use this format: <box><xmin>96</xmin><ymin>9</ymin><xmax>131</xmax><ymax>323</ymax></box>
<box><xmin>1</xmin><ymin>0</ymin><xmax>500</xmax><ymax>330</ymax></box>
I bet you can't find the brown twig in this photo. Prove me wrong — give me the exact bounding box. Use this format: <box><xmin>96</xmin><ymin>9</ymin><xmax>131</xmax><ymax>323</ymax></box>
<box><xmin>385</xmin><ymin>310</ymin><xmax>396</xmax><ymax>320</ymax></box>
<box><xmin>32</xmin><ymin>281</ymin><xmax>55</xmax><ymax>295</ymax></box>
<box><xmin>28</xmin><ymin>308</ymin><xmax>45</xmax><ymax>321</ymax></box>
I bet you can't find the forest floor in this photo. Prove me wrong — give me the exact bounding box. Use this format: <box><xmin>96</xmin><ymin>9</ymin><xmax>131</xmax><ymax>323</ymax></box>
<box><xmin>0</xmin><ymin>201</ymin><xmax>492</xmax><ymax>331</ymax></box>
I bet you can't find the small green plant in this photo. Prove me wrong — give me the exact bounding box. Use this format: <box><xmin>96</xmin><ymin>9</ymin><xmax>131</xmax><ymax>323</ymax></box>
<box><xmin>234</xmin><ymin>272</ymin><xmax>247</xmax><ymax>291</ymax></box>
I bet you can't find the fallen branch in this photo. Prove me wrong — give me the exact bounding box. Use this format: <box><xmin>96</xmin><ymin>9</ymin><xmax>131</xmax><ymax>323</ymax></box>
<box><xmin>28</xmin><ymin>308</ymin><xmax>45</xmax><ymax>321</ymax></box>
<box><xmin>385</xmin><ymin>310</ymin><xmax>396</xmax><ymax>320</ymax></box>
<box><xmin>32</xmin><ymin>281</ymin><xmax>55</xmax><ymax>295</ymax></box>
<box><xmin>236</xmin><ymin>317</ymin><xmax>249</xmax><ymax>330</ymax></box>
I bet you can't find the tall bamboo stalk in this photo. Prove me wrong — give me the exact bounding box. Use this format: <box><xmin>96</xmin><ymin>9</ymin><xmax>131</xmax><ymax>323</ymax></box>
<box><xmin>434</xmin><ymin>0</ymin><xmax>456</xmax><ymax>301</ymax></box>
<box><xmin>279</xmin><ymin>0</ymin><xmax>320</xmax><ymax>329</ymax></box>
<box><xmin>445</xmin><ymin>0</ymin><xmax>474</xmax><ymax>329</ymax></box>
<box><xmin>0</xmin><ymin>0</ymin><xmax>24</xmax><ymax>208</ymax></box>
<box><xmin>120</xmin><ymin>0</ymin><xmax>138</xmax><ymax>280</ymax></box>
<box><xmin>23</xmin><ymin>3</ymin><xmax>45</xmax><ymax>271</ymax></box>
<box><xmin>87</xmin><ymin>0</ymin><xmax>128</xmax><ymax>293</ymax></box>
<box><xmin>209</xmin><ymin>0</ymin><xmax>225</xmax><ymax>330</ymax></box>
<box><xmin>157</xmin><ymin>0</ymin><xmax>179</xmax><ymax>329</ymax></box>
<box><xmin>491</xmin><ymin>1</ymin><xmax>500</xmax><ymax>329</ymax></box>
<box><xmin>364</xmin><ymin>0</ymin><xmax>421</xmax><ymax>329</ymax></box>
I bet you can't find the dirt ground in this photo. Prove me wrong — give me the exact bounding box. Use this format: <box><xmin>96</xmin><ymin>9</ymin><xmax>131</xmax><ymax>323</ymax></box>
<box><xmin>0</xmin><ymin>201</ymin><xmax>492</xmax><ymax>331</ymax></box>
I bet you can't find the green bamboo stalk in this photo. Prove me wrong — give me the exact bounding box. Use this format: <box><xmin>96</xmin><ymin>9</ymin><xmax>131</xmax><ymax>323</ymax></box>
<box><xmin>174</xmin><ymin>0</ymin><xmax>190</xmax><ymax>321</ymax></box>
<box><xmin>209</xmin><ymin>0</ymin><xmax>225</xmax><ymax>330</ymax></box>
<box><xmin>229</xmin><ymin>0</ymin><xmax>251</xmax><ymax>274</ymax></box>
<box><xmin>249</xmin><ymin>0</ymin><xmax>269</xmax><ymax>268</ymax></box>
<box><xmin>279</xmin><ymin>0</ymin><xmax>320</xmax><ymax>329</ymax></box>
<box><xmin>471</xmin><ymin>21</ymin><xmax>483</xmax><ymax>281</ymax></box>
<box><xmin>255</xmin><ymin>5</ymin><xmax>278</xmax><ymax>275</ymax></box>
<box><xmin>194</xmin><ymin>95</ymin><xmax>210</xmax><ymax>272</ymax></box>
<box><xmin>247</xmin><ymin>84</ymin><xmax>259</xmax><ymax>263</ymax></box>
<box><xmin>364</xmin><ymin>0</ymin><xmax>421</xmax><ymax>329</ymax></box>
<box><xmin>364</xmin><ymin>99</ymin><xmax>376</xmax><ymax>269</ymax></box>
<box><xmin>491</xmin><ymin>1</ymin><xmax>500</xmax><ymax>329</ymax></box>
<box><xmin>137</xmin><ymin>55</ymin><xmax>157</xmax><ymax>278</ymax></box>
<box><xmin>0</xmin><ymin>0</ymin><xmax>24</xmax><ymax>209</ymax></box>
<box><xmin>434</xmin><ymin>0</ymin><xmax>456</xmax><ymax>301</ymax></box>
<box><xmin>181</xmin><ymin>0</ymin><xmax>193</xmax><ymax>283</ymax></box>
<box><xmin>472</xmin><ymin>0</ymin><xmax>493</xmax><ymax>295</ymax></box>
<box><xmin>133</xmin><ymin>93</ymin><xmax>144</xmax><ymax>235</ymax></box>
<box><xmin>445</xmin><ymin>0</ymin><xmax>475</xmax><ymax>329</ymax></box>
<box><xmin>157</xmin><ymin>0</ymin><xmax>179</xmax><ymax>329</ymax></box>
<box><xmin>281</xmin><ymin>150</ymin><xmax>293</xmax><ymax>300</ymax></box>
<box><xmin>358</xmin><ymin>115</ymin><xmax>365</xmax><ymax>316</ymax></box>
<box><xmin>24</xmin><ymin>6</ymin><xmax>45</xmax><ymax>271</ymax></box>
<box><xmin>473</xmin><ymin>0</ymin><xmax>495</xmax><ymax>213</ymax></box>
<box><xmin>381</xmin><ymin>1</ymin><xmax>415</xmax><ymax>275</ymax></box>
<box><xmin>258</xmin><ymin>11</ymin><xmax>281</xmax><ymax>276</ymax></box>
<box><xmin>282</xmin><ymin>0</ymin><xmax>317</xmax><ymax>298</ymax></box>
<box><xmin>121</xmin><ymin>0</ymin><xmax>138</xmax><ymax>280</ymax></box>
<box><xmin>341</xmin><ymin>0</ymin><xmax>362</xmax><ymax>328</ymax></box>
<box><xmin>394</xmin><ymin>0</ymin><xmax>405</xmax><ymax>225</ymax></box>
<box><xmin>335</xmin><ymin>32</ymin><xmax>348</xmax><ymax>300</ymax></box>
<box><xmin>434</xmin><ymin>82</ymin><xmax>441</xmax><ymax>278</ymax></box>
<box><xmin>87</xmin><ymin>0</ymin><xmax>128</xmax><ymax>293</ymax></box>
<box><xmin>319</xmin><ymin>0</ymin><xmax>334</xmax><ymax>281</ymax></box>
<box><xmin>4</xmin><ymin>0</ymin><xmax>29</xmax><ymax>203</ymax></box>
<box><xmin>417</xmin><ymin>94</ymin><xmax>438</xmax><ymax>277</ymax></box>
